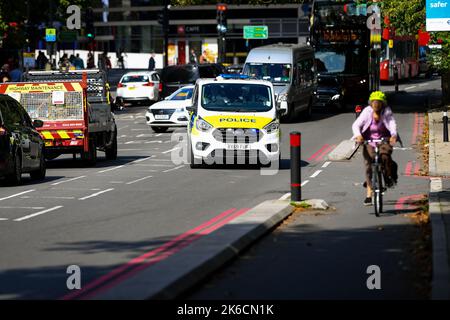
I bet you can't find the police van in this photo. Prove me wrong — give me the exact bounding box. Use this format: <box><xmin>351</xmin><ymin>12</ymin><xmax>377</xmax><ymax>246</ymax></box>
<box><xmin>186</xmin><ymin>74</ymin><xmax>285</xmax><ymax>168</ymax></box>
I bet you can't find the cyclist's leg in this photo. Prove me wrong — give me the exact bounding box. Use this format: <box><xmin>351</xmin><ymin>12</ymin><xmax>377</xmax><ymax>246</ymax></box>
<box><xmin>363</xmin><ymin>145</ymin><xmax>376</xmax><ymax>200</ymax></box>
<box><xmin>380</xmin><ymin>144</ymin><xmax>395</xmax><ymax>186</ymax></box>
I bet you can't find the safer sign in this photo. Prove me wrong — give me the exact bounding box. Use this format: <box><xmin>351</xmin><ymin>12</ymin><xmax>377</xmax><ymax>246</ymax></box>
<box><xmin>46</xmin><ymin>28</ymin><xmax>57</xmax><ymax>42</ymax></box>
<box><xmin>426</xmin><ymin>0</ymin><xmax>450</xmax><ymax>31</ymax></box>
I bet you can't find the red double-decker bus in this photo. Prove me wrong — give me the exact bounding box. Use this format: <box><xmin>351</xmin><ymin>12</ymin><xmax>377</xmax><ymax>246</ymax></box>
<box><xmin>380</xmin><ymin>35</ymin><xmax>420</xmax><ymax>82</ymax></box>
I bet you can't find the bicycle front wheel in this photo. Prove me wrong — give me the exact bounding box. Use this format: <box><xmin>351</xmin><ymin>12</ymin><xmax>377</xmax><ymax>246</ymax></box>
<box><xmin>373</xmin><ymin>169</ymin><xmax>383</xmax><ymax>216</ymax></box>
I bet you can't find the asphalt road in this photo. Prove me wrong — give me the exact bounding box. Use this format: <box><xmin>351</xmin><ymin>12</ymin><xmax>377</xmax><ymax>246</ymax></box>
<box><xmin>0</xmin><ymin>75</ymin><xmax>440</xmax><ymax>299</ymax></box>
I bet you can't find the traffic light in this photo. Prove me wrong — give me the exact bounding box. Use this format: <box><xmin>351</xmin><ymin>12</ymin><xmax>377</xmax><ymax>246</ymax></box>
<box><xmin>216</xmin><ymin>3</ymin><xmax>228</xmax><ymax>35</ymax></box>
<box><xmin>85</xmin><ymin>7</ymin><xmax>95</xmax><ymax>40</ymax></box>
<box><xmin>158</xmin><ymin>5</ymin><xmax>170</xmax><ymax>34</ymax></box>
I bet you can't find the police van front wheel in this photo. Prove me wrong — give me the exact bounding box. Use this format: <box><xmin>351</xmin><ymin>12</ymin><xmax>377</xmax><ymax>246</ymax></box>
<box><xmin>189</xmin><ymin>142</ymin><xmax>202</xmax><ymax>169</ymax></box>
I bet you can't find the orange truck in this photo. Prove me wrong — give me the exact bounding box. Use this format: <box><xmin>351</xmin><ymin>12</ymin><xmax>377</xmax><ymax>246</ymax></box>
<box><xmin>0</xmin><ymin>71</ymin><xmax>117</xmax><ymax>165</ymax></box>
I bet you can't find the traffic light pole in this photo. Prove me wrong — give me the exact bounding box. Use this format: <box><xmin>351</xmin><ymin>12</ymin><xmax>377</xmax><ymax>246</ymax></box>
<box><xmin>163</xmin><ymin>0</ymin><xmax>169</xmax><ymax>67</ymax></box>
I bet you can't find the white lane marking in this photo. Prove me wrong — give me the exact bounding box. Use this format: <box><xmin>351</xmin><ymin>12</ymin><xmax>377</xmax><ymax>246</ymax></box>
<box><xmin>0</xmin><ymin>218</ymin><xmax>9</xmax><ymax>221</ymax></box>
<box><xmin>322</xmin><ymin>161</ymin><xmax>331</xmax><ymax>168</ymax></box>
<box><xmin>163</xmin><ymin>165</ymin><xmax>185</xmax><ymax>173</ymax></box>
<box><xmin>301</xmin><ymin>180</ymin><xmax>310</xmax><ymax>187</ymax></box>
<box><xmin>0</xmin><ymin>206</ymin><xmax>45</xmax><ymax>210</ymax></box>
<box><xmin>155</xmin><ymin>133</ymin><xmax>163</xmax><ymax>137</ymax></box>
<box><xmin>136</xmin><ymin>163</ymin><xmax>174</xmax><ymax>167</ymax></box>
<box><xmin>418</xmin><ymin>83</ymin><xmax>429</xmax><ymax>87</ymax></box>
<box><xmin>130</xmin><ymin>156</ymin><xmax>153</xmax><ymax>164</ymax></box>
<box><xmin>310</xmin><ymin>170</ymin><xmax>322</xmax><ymax>178</ymax></box>
<box><xmin>131</xmin><ymin>128</ymin><xmax>149</xmax><ymax>131</ymax></box>
<box><xmin>136</xmin><ymin>134</ymin><xmax>146</xmax><ymax>138</ymax></box>
<box><xmin>149</xmin><ymin>158</ymin><xmax>175</xmax><ymax>162</ymax></box>
<box><xmin>109</xmin><ymin>181</ymin><xmax>124</xmax><ymax>184</ymax></box>
<box><xmin>405</xmin><ymin>86</ymin><xmax>416</xmax><ymax>90</ymax></box>
<box><xmin>125</xmin><ymin>141</ymin><xmax>136</xmax><ymax>145</ymax></box>
<box><xmin>162</xmin><ymin>147</ymin><xmax>181</xmax><ymax>154</ymax></box>
<box><xmin>98</xmin><ymin>165</ymin><xmax>125</xmax><ymax>173</ymax></box>
<box><xmin>126</xmin><ymin>175</ymin><xmax>153</xmax><ymax>185</ymax></box>
<box><xmin>51</xmin><ymin>176</ymin><xmax>86</xmax><ymax>186</ymax></box>
<box><xmin>118</xmin><ymin>135</ymin><xmax>127</xmax><ymax>138</ymax></box>
<box><xmin>118</xmin><ymin>126</ymin><xmax>129</xmax><ymax>130</ymax></box>
<box><xmin>33</xmin><ymin>196</ymin><xmax>75</xmax><ymax>200</ymax></box>
<box><xmin>135</xmin><ymin>115</ymin><xmax>146</xmax><ymax>119</ymax></box>
<box><xmin>0</xmin><ymin>190</ymin><xmax>35</xmax><ymax>202</ymax></box>
<box><xmin>279</xmin><ymin>193</ymin><xmax>291</xmax><ymax>201</ymax></box>
<box><xmin>79</xmin><ymin>188</ymin><xmax>114</xmax><ymax>201</ymax></box>
<box><xmin>14</xmin><ymin>206</ymin><xmax>63</xmax><ymax>222</ymax></box>
<box><xmin>145</xmin><ymin>140</ymin><xmax>163</xmax><ymax>144</ymax></box>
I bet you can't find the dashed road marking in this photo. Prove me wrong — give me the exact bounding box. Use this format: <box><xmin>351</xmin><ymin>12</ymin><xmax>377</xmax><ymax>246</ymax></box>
<box><xmin>0</xmin><ymin>206</ymin><xmax>46</xmax><ymax>210</ymax></box>
<box><xmin>51</xmin><ymin>176</ymin><xmax>86</xmax><ymax>186</ymax></box>
<box><xmin>0</xmin><ymin>218</ymin><xmax>9</xmax><ymax>221</ymax></box>
<box><xmin>310</xmin><ymin>170</ymin><xmax>322</xmax><ymax>178</ymax></box>
<box><xmin>79</xmin><ymin>188</ymin><xmax>114</xmax><ymax>201</ymax></box>
<box><xmin>301</xmin><ymin>180</ymin><xmax>310</xmax><ymax>187</ymax></box>
<box><xmin>162</xmin><ymin>147</ymin><xmax>181</xmax><ymax>154</ymax></box>
<box><xmin>405</xmin><ymin>86</ymin><xmax>416</xmax><ymax>90</ymax></box>
<box><xmin>130</xmin><ymin>156</ymin><xmax>153</xmax><ymax>164</ymax></box>
<box><xmin>322</xmin><ymin>161</ymin><xmax>331</xmax><ymax>168</ymax></box>
<box><xmin>126</xmin><ymin>176</ymin><xmax>153</xmax><ymax>185</ymax></box>
<box><xmin>14</xmin><ymin>206</ymin><xmax>63</xmax><ymax>222</ymax></box>
<box><xmin>163</xmin><ymin>165</ymin><xmax>184</xmax><ymax>173</ymax></box>
<box><xmin>0</xmin><ymin>190</ymin><xmax>35</xmax><ymax>202</ymax></box>
<box><xmin>98</xmin><ymin>166</ymin><xmax>125</xmax><ymax>173</ymax></box>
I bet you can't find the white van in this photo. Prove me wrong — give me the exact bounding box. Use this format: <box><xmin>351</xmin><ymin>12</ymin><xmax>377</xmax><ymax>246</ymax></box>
<box><xmin>186</xmin><ymin>75</ymin><xmax>284</xmax><ymax>168</ymax></box>
<box><xmin>243</xmin><ymin>43</ymin><xmax>316</xmax><ymax>122</ymax></box>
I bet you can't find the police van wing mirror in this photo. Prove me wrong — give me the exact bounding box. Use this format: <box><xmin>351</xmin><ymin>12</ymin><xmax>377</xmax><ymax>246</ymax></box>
<box><xmin>278</xmin><ymin>101</ymin><xmax>288</xmax><ymax>116</ymax></box>
<box><xmin>33</xmin><ymin>119</ymin><xmax>44</xmax><ymax>128</ymax></box>
<box><xmin>186</xmin><ymin>106</ymin><xmax>196</xmax><ymax>113</ymax></box>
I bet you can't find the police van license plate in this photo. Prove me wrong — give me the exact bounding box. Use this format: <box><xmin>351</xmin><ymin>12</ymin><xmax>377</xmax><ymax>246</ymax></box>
<box><xmin>226</xmin><ymin>144</ymin><xmax>251</xmax><ymax>150</ymax></box>
<box><xmin>155</xmin><ymin>115</ymin><xmax>170</xmax><ymax>120</ymax></box>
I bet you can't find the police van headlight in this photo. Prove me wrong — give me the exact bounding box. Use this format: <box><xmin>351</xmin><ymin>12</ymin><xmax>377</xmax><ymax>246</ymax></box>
<box><xmin>196</xmin><ymin>117</ymin><xmax>213</xmax><ymax>132</ymax></box>
<box><xmin>264</xmin><ymin>120</ymin><xmax>280</xmax><ymax>134</ymax></box>
<box><xmin>175</xmin><ymin>108</ymin><xmax>185</xmax><ymax>113</ymax></box>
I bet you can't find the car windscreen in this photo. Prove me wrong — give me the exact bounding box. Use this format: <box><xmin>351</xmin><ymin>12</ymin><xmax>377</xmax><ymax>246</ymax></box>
<box><xmin>161</xmin><ymin>66</ymin><xmax>198</xmax><ymax>83</ymax></box>
<box><xmin>243</xmin><ymin>63</ymin><xmax>292</xmax><ymax>84</ymax></box>
<box><xmin>121</xmin><ymin>75</ymin><xmax>149</xmax><ymax>83</ymax></box>
<box><xmin>169</xmin><ymin>88</ymin><xmax>193</xmax><ymax>101</ymax></box>
<box><xmin>201</xmin><ymin>83</ymin><xmax>272</xmax><ymax>112</ymax></box>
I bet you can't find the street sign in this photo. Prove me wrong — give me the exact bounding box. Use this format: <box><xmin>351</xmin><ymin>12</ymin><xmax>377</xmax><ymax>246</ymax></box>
<box><xmin>23</xmin><ymin>52</ymin><xmax>35</xmax><ymax>69</ymax></box>
<box><xmin>45</xmin><ymin>28</ymin><xmax>57</xmax><ymax>42</ymax></box>
<box><xmin>243</xmin><ymin>26</ymin><xmax>268</xmax><ymax>39</ymax></box>
<box><xmin>59</xmin><ymin>30</ymin><xmax>78</xmax><ymax>42</ymax></box>
<box><xmin>426</xmin><ymin>0</ymin><xmax>450</xmax><ymax>31</ymax></box>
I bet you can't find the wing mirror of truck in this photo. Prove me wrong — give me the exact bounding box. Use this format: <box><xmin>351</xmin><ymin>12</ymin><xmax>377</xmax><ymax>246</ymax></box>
<box><xmin>278</xmin><ymin>101</ymin><xmax>288</xmax><ymax>116</ymax></box>
<box><xmin>33</xmin><ymin>119</ymin><xmax>44</xmax><ymax>128</ymax></box>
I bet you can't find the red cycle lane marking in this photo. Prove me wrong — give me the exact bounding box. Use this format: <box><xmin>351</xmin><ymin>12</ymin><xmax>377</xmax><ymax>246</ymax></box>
<box><xmin>395</xmin><ymin>194</ymin><xmax>424</xmax><ymax>211</ymax></box>
<box><xmin>316</xmin><ymin>144</ymin><xmax>336</xmax><ymax>161</ymax></box>
<box><xmin>414</xmin><ymin>162</ymin><xmax>421</xmax><ymax>176</ymax></box>
<box><xmin>308</xmin><ymin>144</ymin><xmax>329</xmax><ymax>161</ymax></box>
<box><xmin>404</xmin><ymin>161</ymin><xmax>412</xmax><ymax>176</ymax></box>
<box><xmin>61</xmin><ymin>208</ymin><xmax>239</xmax><ymax>300</ymax></box>
<box><xmin>80</xmin><ymin>208</ymin><xmax>251</xmax><ymax>300</ymax></box>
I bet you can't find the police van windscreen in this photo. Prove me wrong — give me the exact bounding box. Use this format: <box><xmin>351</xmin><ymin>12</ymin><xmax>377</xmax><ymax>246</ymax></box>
<box><xmin>201</xmin><ymin>83</ymin><xmax>272</xmax><ymax>112</ymax></box>
<box><xmin>243</xmin><ymin>63</ymin><xmax>291</xmax><ymax>84</ymax></box>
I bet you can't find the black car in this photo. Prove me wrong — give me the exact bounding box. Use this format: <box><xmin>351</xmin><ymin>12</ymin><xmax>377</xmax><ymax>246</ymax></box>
<box><xmin>313</xmin><ymin>75</ymin><xmax>345</xmax><ymax>112</ymax></box>
<box><xmin>160</xmin><ymin>63</ymin><xmax>226</xmax><ymax>98</ymax></box>
<box><xmin>0</xmin><ymin>94</ymin><xmax>46</xmax><ymax>185</ymax></box>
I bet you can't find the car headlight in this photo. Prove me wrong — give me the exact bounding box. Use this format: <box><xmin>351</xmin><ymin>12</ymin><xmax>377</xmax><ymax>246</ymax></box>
<box><xmin>264</xmin><ymin>120</ymin><xmax>280</xmax><ymax>134</ymax></box>
<box><xmin>175</xmin><ymin>108</ymin><xmax>185</xmax><ymax>113</ymax></box>
<box><xmin>196</xmin><ymin>117</ymin><xmax>213</xmax><ymax>132</ymax></box>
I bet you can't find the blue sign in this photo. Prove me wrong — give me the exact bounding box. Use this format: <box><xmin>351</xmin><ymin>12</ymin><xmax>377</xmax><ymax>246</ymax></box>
<box><xmin>426</xmin><ymin>0</ymin><xmax>450</xmax><ymax>31</ymax></box>
<box><xmin>45</xmin><ymin>28</ymin><xmax>57</xmax><ymax>42</ymax></box>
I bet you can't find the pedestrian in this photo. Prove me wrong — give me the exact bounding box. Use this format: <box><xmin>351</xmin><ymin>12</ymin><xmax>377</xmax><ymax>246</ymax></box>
<box><xmin>9</xmin><ymin>62</ymin><xmax>22</xmax><ymax>82</ymax></box>
<box><xmin>36</xmin><ymin>51</ymin><xmax>49</xmax><ymax>70</ymax></box>
<box><xmin>189</xmin><ymin>49</ymin><xmax>198</xmax><ymax>64</ymax></box>
<box><xmin>1</xmin><ymin>73</ymin><xmax>10</xmax><ymax>83</ymax></box>
<box><xmin>148</xmin><ymin>52</ymin><xmax>156</xmax><ymax>71</ymax></box>
<box><xmin>73</xmin><ymin>53</ymin><xmax>85</xmax><ymax>70</ymax></box>
<box><xmin>87</xmin><ymin>52</ymin><xmax>95</xmax><ymax>69</ymax></box>
<box><xmin>199</xmin><ymin>50</ymin><xmax>208</xmax><ymax>64</ymax></box>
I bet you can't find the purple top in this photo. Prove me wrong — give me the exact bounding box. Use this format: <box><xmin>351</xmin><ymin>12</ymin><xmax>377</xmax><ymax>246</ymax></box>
<box><xmin>363</xmin><ymin>117</ymin><xmax>390</xmax><ymax>147</ymax></box>
<box><xmin>352</xmin><ymin>105</ymin><xmax>397</xmax><ymax>141</ymax></box>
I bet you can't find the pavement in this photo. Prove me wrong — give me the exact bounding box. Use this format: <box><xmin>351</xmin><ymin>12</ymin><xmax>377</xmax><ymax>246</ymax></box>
<box><xmin>428</xmin><ymin>104</ymin><xmax>450</xmax><ymax>299</ymax></box>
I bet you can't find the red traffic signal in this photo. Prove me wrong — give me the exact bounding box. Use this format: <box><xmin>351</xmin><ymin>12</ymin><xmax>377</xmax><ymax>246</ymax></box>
<box><xmin>217</xmin><ymin>3</ymin><xmax>227</xmax><ymax>11</ymax></box>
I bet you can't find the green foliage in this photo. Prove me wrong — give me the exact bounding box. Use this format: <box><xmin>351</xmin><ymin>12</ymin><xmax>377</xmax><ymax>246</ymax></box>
<box><xmin>381</xmin><ymin>0</ymin><xmax>425</xmax><ymax>36</ymax></box>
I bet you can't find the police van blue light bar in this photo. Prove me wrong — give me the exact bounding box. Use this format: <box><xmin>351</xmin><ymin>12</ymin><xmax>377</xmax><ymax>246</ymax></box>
<box><xmin>218</xmin><ymin>74</ymin><xmax>249</xmax><ymax>79</ymax></box>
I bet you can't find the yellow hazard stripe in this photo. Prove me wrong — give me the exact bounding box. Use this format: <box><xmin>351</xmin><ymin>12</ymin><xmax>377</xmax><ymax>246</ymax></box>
<box><xmin>41</xmin><ymin>131</ymin><xmax>54</xmax><ymax>140</ymax></box>
<box><xmin>57</xmin><ymin>130</ymin><xmax>70</xmax><ymax>139</ymax></box>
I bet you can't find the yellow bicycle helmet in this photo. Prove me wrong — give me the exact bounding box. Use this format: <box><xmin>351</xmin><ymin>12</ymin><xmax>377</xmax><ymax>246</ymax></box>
<box><xmin>369</xmin><ymin>91</ymin><xmax>387</xmax><ymax>104</ymax></box>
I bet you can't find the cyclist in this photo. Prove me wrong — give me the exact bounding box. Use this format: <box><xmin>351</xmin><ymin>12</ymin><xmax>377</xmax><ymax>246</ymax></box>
<box><xmin>352</xmin><ymin>91</ymin><xmax>399</xmax><ymax>206</ymax></box>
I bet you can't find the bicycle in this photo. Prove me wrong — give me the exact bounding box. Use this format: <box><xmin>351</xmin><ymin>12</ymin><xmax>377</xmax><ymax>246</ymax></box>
<box><xmin>364</xmin><ymin>138</ymin><xmax>389</xmax><ymax>217</ymax></box>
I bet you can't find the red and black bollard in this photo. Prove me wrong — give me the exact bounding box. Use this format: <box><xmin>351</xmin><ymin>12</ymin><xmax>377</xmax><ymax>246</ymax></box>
<box><xmin>290</xmin><ymin>132</ymin><xmax>301</xmax><ymax>202</ymax></box>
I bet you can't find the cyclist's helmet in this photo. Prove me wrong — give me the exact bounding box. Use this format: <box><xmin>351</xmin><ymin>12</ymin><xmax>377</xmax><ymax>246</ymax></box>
<box><xmin>369</xmin><ymin>91</ymin><xmax>387</xmax><ymax>104</ymax></box>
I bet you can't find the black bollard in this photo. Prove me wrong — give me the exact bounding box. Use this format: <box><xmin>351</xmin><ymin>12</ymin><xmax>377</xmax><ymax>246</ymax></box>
<box><xmin>394</xmin><ymin>65</ymin><xmax>399</xmax><ymax>93</ymax></box>
<box><xmin>290</xmin><ymin>132</ymin><xmax>301</xmax><ymax>202</ymax></box>
<box><xmin>444</xmin><ymin>111</ymin><xmax>449</xmax><ymax>142</ymax></box>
